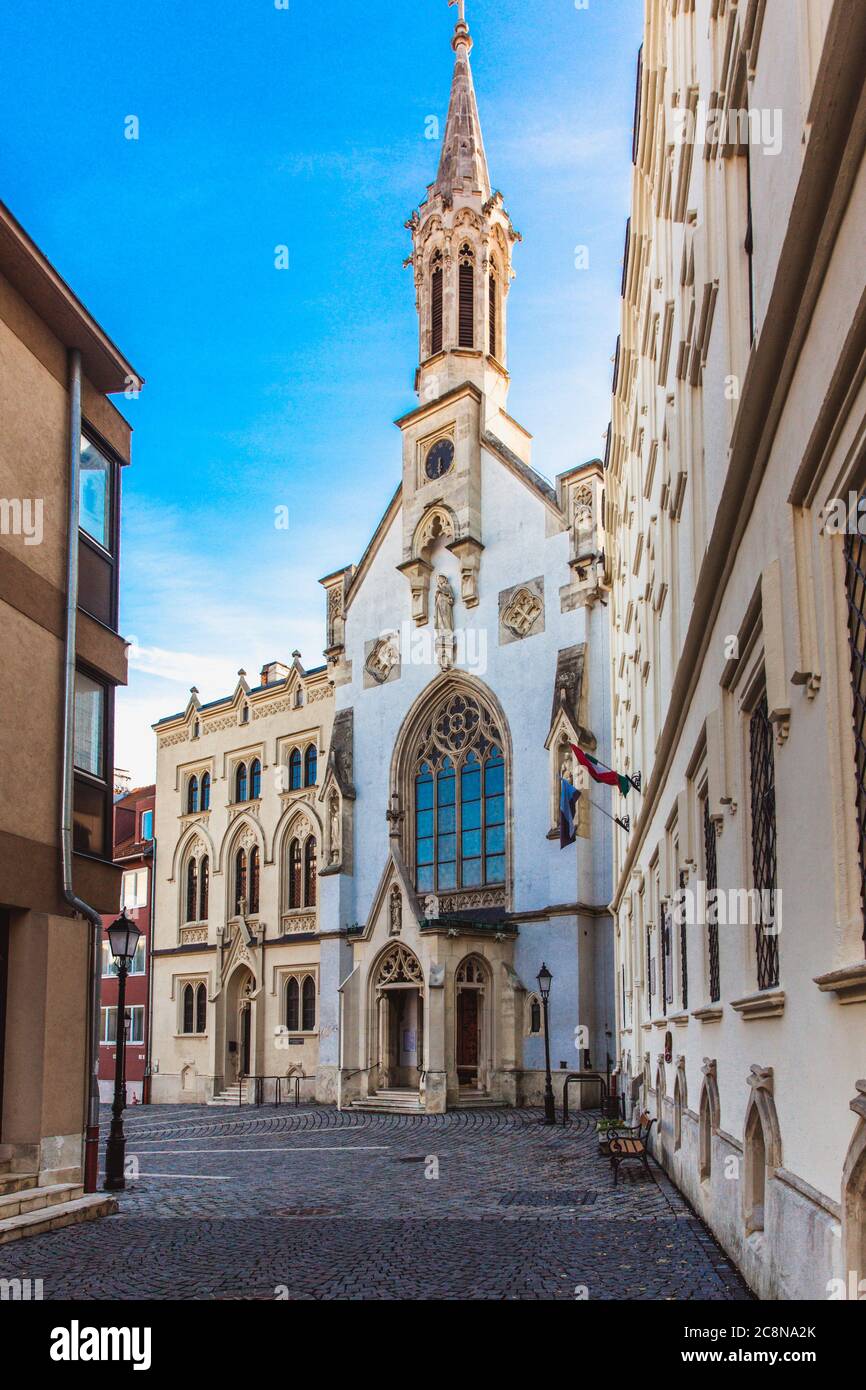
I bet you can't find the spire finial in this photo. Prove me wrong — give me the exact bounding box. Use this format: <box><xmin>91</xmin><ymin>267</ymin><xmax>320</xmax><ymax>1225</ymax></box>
<box><xmin>448</xmin><ymin>0</ymin><xmax>470</xmax><ymax>49</ymax></box>
<box><xmin>449</xmin><ymin>0</ymin><xmax>467</xmax><ymax>27</ymax></box>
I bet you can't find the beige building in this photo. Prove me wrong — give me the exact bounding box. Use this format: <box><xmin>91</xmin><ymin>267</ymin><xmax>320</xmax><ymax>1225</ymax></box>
<box><xmin>607</xmin><ymin>1</ymin><xmax>866</xmax><ymax>1299</ymax></box>
<box><xmin>0</xmin><ymin>199</ymin><xmax>139</xmax><ymax>1234</ymax></box>
<box><xmin>149</xmin><ymin>660</ymin><xmax>334</xmax><ymax>1104</ymax></box>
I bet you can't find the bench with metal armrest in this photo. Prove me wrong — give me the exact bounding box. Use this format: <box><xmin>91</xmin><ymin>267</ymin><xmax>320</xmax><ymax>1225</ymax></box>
<box><xmin>608</xmin><ymin>1111</ymin><xmax>657</xmax><ymax>1184</ymax></box>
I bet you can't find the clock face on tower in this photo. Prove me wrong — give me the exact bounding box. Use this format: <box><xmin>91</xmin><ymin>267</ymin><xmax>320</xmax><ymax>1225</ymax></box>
<box><xmin>425</xmin><ymin>438</ymin><xmax>455</xmax><ymax>480</ymax></box>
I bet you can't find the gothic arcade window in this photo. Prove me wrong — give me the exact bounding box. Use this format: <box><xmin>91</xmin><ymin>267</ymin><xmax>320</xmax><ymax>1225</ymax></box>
<box><xmin>200</xmin><ymin>856</ymin><xmax>209</xmax><ymax>920</ymax></box>
<box><xmin>288</xmin><ymin>838</ymin><xmax>303</xmax><ymax>909</ymax></box>
<box><xmin>413</xmin><ymin>690</ymin><xmax>506</xmax><ymax>893</ymax></box>
<box><xmin>250</xmin><ymin>758</ymin><xmax>262</xmax><ymax>800</ymax></box>
<box><xmin>289</xmin><ymin>748</ymin><xmax>302</xmax><ymax>791</ymax></box>
<box><xmin>235</xmin><ymin>848</ymin><xmax>247</xmax><ymax>915</ymax></box>
<box><xmin>304</xmin><ymin>744</ymin><xmax>318</xmax><ymax>787</ymax></box>
<box><xmin>201</xmin><ymin>771</ymin><xmax>211</xmax><ymax>811</ymax></box>
<box><xmin>286</xmin><ymin>976</ymin><xmax>299</xmax><ymax>1030</ymax></box>
<box><xmin>304</xmin><ymin>837</ymin><xmax>317</xmax><ymax>906</ymax></box>
<box><xmin>187</xmin><ymin>775</ymin><xmax>199</xmax><ymax>815</ymax></box>
<box><xmin>249</xmin><ymin>846</ymin><xmax>260</xmax><ymax>915</ymax></box>
<box><xmin>302</xmin><ymin>976</ymin><xmax>316</xmax><ymax>1031</ymax></box>
<box><xmin>458</xmin><ymin>244</ymin><xmax>474</xmax><ymax>348</ymax></box>
<box><xmin>235</xmin><ymin>762</ymin><xmax>247</xmax><ymax>803</ymax></box>
<box><xmin>182</xmin><ymin>982</ymin><xmax>207</xmax><ymax>1036</ymax></box>
<box><xmin>196</xmin><ymin>982</ymin><xmax>207</xmax><ymax>1034</ymax></box>
<box><xmin>186</xmin><ymin>857</ymin><xmax>197</xmax><ymax>923</ymax></box>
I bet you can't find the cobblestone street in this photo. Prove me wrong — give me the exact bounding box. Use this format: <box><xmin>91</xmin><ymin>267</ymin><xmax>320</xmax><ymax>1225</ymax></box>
<box><xmin>0</xmin><ymin>1106</ymin><xmax>752</xmax><ymax>1300</ymax></box>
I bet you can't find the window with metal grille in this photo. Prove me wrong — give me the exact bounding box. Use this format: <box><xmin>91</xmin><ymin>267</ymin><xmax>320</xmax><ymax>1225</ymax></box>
<box><xmin>458</xmin><ymin>247</ymin><xmax>474</xmax><ymax>348</ymax></box>
<box><xmin>749</xmin><ymin>692</ymin><xmax>779</xmax><ymax>988</ymax></box>
<box><xmin>488</xmin><ymin>272</ymin><xmax>497</xmax><ymax>357</ymax></box>
<box><xmin>679</xmin><ymin>870</ymin><xmax>688</xmax><ymax>1011</ymax></box>
<box><xmin>646</xmin><ymin>927</ymin><xmax>652</xmax><ymax>1012</ymax></box>
<box><xmin>703</xmin><ymin>797</ymin><xmax>720</xmax><ymax>1000</ymax></box>
<box><xmin>661</xmin><ymin>902</ymin><xmax>673</xmax><ymax>1012</ymax></box>
<box><xmin>431</xmin><ymin>260</ymin><xmax>443</xmax><ymax>355</ymax></box>
<box><xmin>844</xmin><ymin>526</ymin><xmax>866</xmax><ymax>941</ymax></box>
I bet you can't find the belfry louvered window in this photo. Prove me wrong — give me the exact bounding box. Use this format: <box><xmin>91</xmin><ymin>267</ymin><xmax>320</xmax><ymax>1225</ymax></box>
<box><xmin>845</xmin><ymin>524</ymin><xmax>866</xmax><ymax>939</ymax></box>
<box><xmin>749</xmin><ymin>692</ymin><xmax>779</xmax><ymax>989</ymax></box>
<box><xmin>458</xmin><ymin>245</ymin><xmax>474</xmax><ymax>348</ymax></box>
<box><xmin>488</xmin><ymin>271</ymin><xmax>498</xmax><ymax>357</ymax></box>
<box><xmin>430</xmin><ymin>252</ymin><xmax>444</xmax><ymax>356</ymax></box>
<box><xmin>703</xmin><ymin>797</ymin><xmax>720</xmax><ymax>1000</ymax></box>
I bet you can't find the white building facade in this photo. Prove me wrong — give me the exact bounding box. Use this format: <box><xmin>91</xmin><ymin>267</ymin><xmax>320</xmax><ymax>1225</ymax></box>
<box><xmin>314</xmin><ymin>9</ymin><xmax>616</xmax><ymax>1114</ymax></box>
<box><xmin>607</xmin><ymin>0</ymin><xmax>866</xmax><ymax>1300</ymax></box>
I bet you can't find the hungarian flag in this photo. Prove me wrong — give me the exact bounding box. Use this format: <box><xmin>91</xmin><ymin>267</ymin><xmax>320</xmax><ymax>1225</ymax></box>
<box><xmin>560</xmin><ymin>777</ymin><xmax>581</xmax><ymax>848</ymax></box>
<box><xmin>571</xmin><ymin>744</ymin><xmax>632</xmax><ymax>797</ymax></box>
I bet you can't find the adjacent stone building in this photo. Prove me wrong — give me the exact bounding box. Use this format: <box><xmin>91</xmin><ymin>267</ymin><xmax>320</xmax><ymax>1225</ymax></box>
<box><xmin>149</xmin><ymin>661</ymin><xmax>334</xmax><ymax>1104</ymax></box>
<box><xmin>607</xmin><ymin>0</ymin><xmax>866</xmax><ymax>1300</ymax></box>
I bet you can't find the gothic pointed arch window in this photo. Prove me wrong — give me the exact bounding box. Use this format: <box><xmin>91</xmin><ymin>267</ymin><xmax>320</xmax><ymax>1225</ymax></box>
<box><xmin>235</xmin><ymin>847</ymin><xmax>247</xmax><ymax>915</ymax></box>
<box><xmin>250</xmin><ymin>758</ymin><xmax>262</xmax><ymax>800</ymax></box>
<box><xmin>185</xmin><ymin>856</ymin><xmax>198</xmax><ymax>923</ymax></box>
<box><xmin>195</xmin><ymin>982</ymin><xmax>207</xmax><ymax>1034</ymax></box>
<box><xmin>458</xmin><ymin>243</ymin><xmax>474</xmax><ymax>348</ymax></box>
<box><xmin>249</xmin><ymin>845</ymin><xmax>260</xmax><ymax>915</ymax></box>
<box><xmin>200</xmin><ymin>855</ymin><xmax>209</xmax><ymax>920</ymax></box>
<box><xmin>187</xmin><ymin>775</ymin><xmax>199</xmax><ymax>815</ymax></box>
<box><xmin>201</xmin><ymin>772</ymin><xmax>211</xmax><ymax>812</ymax></box>
<box><xmin>302</xmin><ymin>975</ymin><xmax>316</xmax><ymax>1032</ymax></box>
<box><xmin>430</xmin><ymin>249</ymin><xmax>444</xmax><ymax>356</ymax></box>
<box><xmin>288</xmin><ymin>837</ymin><xmax>302</xmax><ymax>909</ymax></box>
<box><xmin>304</xmin><ymin>836</ymin><xmax>317</xmax><ymax>906</ymax></box>
<box><xmin>304</xmin><ymin>744</ymin><xmax>317</xmax><ymax>787</ymax></box>
<box><xmin>411</xmin><ymin>688</ymin><xmax>507</xmax><ymax>894</ymax></box>
<box><xmin>182</xmin><ymin>983</ymin><xmax>195</xmax><ymax>1035</ymax></box>
<box><xmin>235</xmin><ymin>762</ymin><xmax>248</xmax><ymax>804</ymax></box>
<box><xmin>286</xmin><ymin>976</ymin><xmax>300</xmax><ymax>1030</ymax></box>
<box><xmin>289</xmin><ymin>748</ymin><xmax>302</xmax><ymax>791</ymax></box>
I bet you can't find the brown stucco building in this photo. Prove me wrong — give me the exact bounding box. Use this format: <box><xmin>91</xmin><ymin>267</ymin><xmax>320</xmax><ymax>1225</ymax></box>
<box><xmin>0</xmin><ymin>199</ymin><xmax>142</xmax><ymax>1236</ymax></box>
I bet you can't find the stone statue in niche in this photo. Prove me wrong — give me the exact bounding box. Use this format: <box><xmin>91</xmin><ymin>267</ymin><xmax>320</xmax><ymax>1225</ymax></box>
<box><xmin>329</xmin><ymin>792</ymin><xmax>340</xmax><ymax>864</ymax></box>
<box><xmin>389</xmin><ymin>884</ymin><xmax>402</xmax><ymax>936</ymax></box>
<box><xmin>434</xmin><ymin>574</ymin><xmax>455</xmax><ymax>671</ymax></box>
<box><xmin>573</xmin><ymin>484</ymin><xmax>595</xmax><ymax>555</ymax></box>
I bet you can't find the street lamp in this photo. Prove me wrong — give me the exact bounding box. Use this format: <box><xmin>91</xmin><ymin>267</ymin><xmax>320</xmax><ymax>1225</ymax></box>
<box><xmin>537</xmin><ymin>962</ymin><xmax>556</xmax><ymax>1125</ymax></box>
<box><xmin>103</xmin><ymin>909</ymin><xmax>141</xmax><ymax>1191</ymax></box>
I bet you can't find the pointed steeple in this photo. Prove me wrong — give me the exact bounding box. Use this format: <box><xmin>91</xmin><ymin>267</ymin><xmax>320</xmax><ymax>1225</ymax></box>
<box><xmin>434</xmin><ymin>6</ymin><xmax>491</xmax><ymax>201</ymax></box>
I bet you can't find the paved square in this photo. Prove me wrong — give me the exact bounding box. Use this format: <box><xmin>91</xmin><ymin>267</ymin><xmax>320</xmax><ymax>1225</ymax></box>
<box><xmin>0</xmin><ymin>1106</ymin><xmax>752</xmax><ymax>1300</ymax></box>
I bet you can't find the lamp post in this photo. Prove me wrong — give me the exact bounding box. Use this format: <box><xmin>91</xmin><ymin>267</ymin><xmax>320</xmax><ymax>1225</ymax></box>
<box><xmin>537</xmin><ymin>962</ymin><xmax>556</xmax><ymax>1125</ymax></box>
<box><xmin>103</xmin><ymin>909</ymin><xmax>141</xmax><ymax>1192</ymax></box>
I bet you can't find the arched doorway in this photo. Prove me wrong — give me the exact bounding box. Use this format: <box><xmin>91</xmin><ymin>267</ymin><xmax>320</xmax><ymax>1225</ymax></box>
<box><xmin>455</xmin><ymin>955</ymin><xmax>490</xmax><ymax>1091</ymax></box>
<box><xmin>225</xmin><ymin>967</ymin><xmax>256</xmax><ymax>1082</ymax></box>
<box><xmin>371</xmin><ymin>945</ymin><xmax>424</xmax><ymax>1093</ymax></box>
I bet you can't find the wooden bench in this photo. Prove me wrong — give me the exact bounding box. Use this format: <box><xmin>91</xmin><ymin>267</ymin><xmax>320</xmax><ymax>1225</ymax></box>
<box><xmin>608</xmin><ymin>1112</ymin><xmax>657</xmax><ymax>1184</ymax></box>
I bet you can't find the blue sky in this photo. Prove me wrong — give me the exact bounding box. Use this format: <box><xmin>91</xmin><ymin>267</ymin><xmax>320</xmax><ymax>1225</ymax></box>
<box><xmin>1</xmin><ymin>0</ymin><xmax>642</xmax><ymax>784</ymax></box>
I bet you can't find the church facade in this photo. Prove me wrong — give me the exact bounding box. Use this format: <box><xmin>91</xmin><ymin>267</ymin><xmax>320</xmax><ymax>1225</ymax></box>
<box><xmin>149</xmin><ymin>9</ymin><xmax>614</xmax><ymax>1113</ymax></box>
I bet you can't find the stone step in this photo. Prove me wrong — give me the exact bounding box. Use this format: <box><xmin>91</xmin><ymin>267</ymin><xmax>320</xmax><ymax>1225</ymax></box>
<box><xmin>351</xmin><ymin>1098</ymin><xmax>425</xmax><ymax>1114</ymax></box>
<box><xmin>0</xmin><ymin>1183</ymin><xmax>83</xmax><ymax>1220</ymax></box>
<box><xmin>0</xmin><ymin>1193</ymin><xmax>117</xmax><ymax>1246</ymax></box>
<box><xmin>0</xmin><ymin>1173</ymin><xmax>38</xmax><ymax>1197</ymax></box>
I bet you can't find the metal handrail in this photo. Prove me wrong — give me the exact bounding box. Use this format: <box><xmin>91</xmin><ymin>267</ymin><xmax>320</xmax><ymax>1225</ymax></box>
<box><xmin>237</xmin><ymin>1072</ymin><xmax>318</xmax><ymax>1107</ymax></box>
<box><xmin>562</xmin><ymin>1071</ymin><xmax>608</xmax><ymax>1125</ymax></box>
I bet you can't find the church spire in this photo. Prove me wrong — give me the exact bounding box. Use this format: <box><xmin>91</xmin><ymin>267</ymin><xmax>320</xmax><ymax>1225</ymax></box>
<box><xmin>434</xmin><ymin>1</ymin><xmax>491</xmax><ymax>201</ymax></box>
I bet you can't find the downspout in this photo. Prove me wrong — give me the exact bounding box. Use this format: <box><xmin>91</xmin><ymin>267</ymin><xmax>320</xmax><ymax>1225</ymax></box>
<box><xmin>60</xmin><ymin>347</ymin><xmax>104</xmax><ymax>1192</ymax></box>
<box><xmin>143</xmin><ymin>836</ymin><xmax>156</xmax><ymax>1104</ymax></box>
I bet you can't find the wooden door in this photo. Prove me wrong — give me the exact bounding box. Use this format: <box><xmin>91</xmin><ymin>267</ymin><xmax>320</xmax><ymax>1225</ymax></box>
<box><xmin>241</xmin><ymin>1006</ymin><xmax>251</xmax><ymax>1076</ymax></box>
<box><xmin>457</xmin><ymin>989</ymin><xmax>479</xmax><ymax>1086</ymax></box>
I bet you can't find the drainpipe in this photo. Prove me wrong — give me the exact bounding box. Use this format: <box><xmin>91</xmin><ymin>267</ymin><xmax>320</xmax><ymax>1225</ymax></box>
<box><xmin>60</xmin><ymin>348</ymin><xmax>104</xmax><ymax>1192</ymax></box>
<box><xmin>143</xmin><ymin>836</ymin><xmax>156</xmax><ymax>1104</ymax></box>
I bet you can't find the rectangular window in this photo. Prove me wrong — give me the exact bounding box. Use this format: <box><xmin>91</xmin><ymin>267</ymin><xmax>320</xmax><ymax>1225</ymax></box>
<box><xmin>74</xmin><ymin>672</ymin><xmax>105</xmax><ymax>777</ymax></box>
<box><xmin>102</xmin><ymin>938</ymin><xmax>146</xmax><ymax>977</ymax></box>
<box><xmin>121</xmin><ymin>868</ymin><xmax>148</xmax><ymax>910</ymax></box>
<box><xmin>749</xmin><ymin>692</ymin><xmax>779</xmax><ymax>989</ymax></box>
<box><xmin>79</xmin><ymin>436</ymin><xmax>110</xmax><ymax>547</ymax></box>
<box><xmin>141</xmin><ymin>810</ymin><xmax>153</xmax><ymax>841</ymax></box>
<box><xmin>101</xmin><ymin>1006</ymin><xmax>144</xmax><ymax>1044</ymax></box>
<box><xmin>702</xmin><ymin>795</ymin><xmax>721</xmax><ymax>1001</ymax></box>
<box><xmin>844</xmin><ymin>524</ymin><xmax>866</xmax><ymax>941</ymax></box>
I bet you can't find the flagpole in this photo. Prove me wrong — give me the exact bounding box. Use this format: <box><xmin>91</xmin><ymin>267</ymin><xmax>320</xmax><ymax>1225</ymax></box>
<box><xmin>586</xmin><ymin>793</ymin><xmax>630</xmax><ymax>835</ymax></box>
<box><xmin>575</xmin><ymin>745</ymin><xmax>642</xmax><ymax>794</ymax></box>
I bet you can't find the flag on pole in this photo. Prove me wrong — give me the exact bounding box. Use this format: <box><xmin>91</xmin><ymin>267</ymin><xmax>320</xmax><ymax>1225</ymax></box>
<box><xmin>571</xmin><ymin>744</ymin><xmax>633</xmax><ymax>797</ymax></box>
<box><xmin>560</xmin><ymin>777</ymin><xmax>581</xmax><ymax>848</ymax></box>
